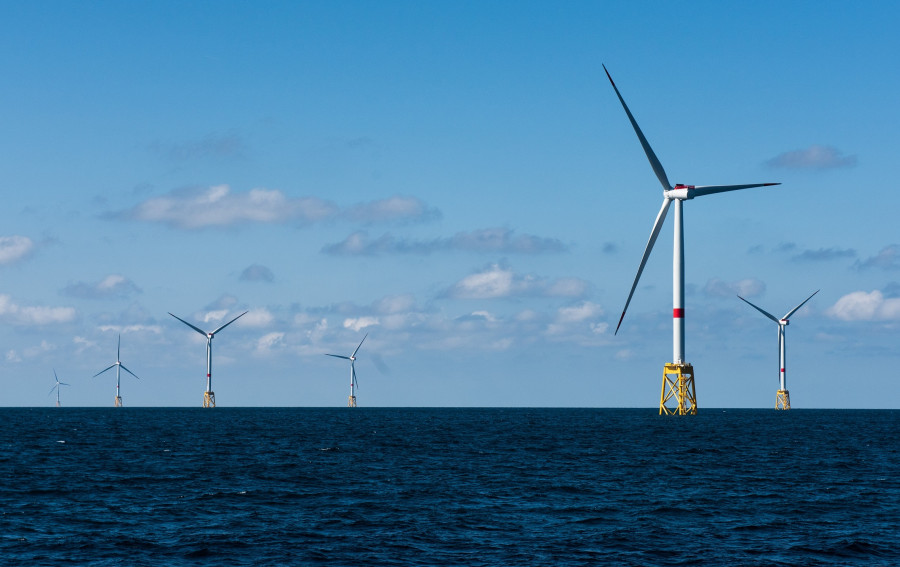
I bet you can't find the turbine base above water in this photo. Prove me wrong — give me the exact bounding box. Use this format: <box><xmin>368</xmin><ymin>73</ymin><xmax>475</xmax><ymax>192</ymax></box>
<box><xmin>115</xmin><ymin>396</ymin><xmax>122</xmax><ymax>408</ymax></box>
<box><xmin>204</xmin><ymin>391</ymin><xmax>216</xmax><ymax>409</ymax></box>
<box><xmin>660</xmin><ymin>363</ymin><xmax>697</xmax><ymax>416</ymax></box>
<box><xmin>776</xmin><ymin>389</ymin><xmax>791</xmax><ymax>410</ymax></box>
<box><xmin>348</xmin><ymin>395</ymin><xmax>357</xmax><ymax>408</ymax></box>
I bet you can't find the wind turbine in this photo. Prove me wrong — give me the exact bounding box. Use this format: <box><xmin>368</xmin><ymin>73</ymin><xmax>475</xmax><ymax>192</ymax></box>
<box><xmin>93</xmin><ymin>334</ymin><xmax>140</xmax><ymax>407</ymax></box>
<box><xmin>169</xmin><ymin>310</ymin><xmax>248</xmax><ymax>408</ymax></box>
<box><xmin>325</xmin><ymin>333</ymin><xmax>367</xmax><ymax>407</ymax></box>
<box><xmin>49</xmin><ymin>370</ymin><xmax>69</xmax><ymax>407</ymax></box>
<box><xmin>605</xmin><ymin>65</ymin><xmax>780</xmax><ymax>415</ymax></box>
<box><xmin>738</xmin><ymin>290</ymin><xmax>819</xmax><ymax>410</ymax></box>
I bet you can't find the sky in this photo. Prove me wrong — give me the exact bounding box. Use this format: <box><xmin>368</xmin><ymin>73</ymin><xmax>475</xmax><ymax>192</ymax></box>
<box><xmin>1</xmin><ymin>1</ymin><xmax>898</xmax><ymax>408</ymax></box>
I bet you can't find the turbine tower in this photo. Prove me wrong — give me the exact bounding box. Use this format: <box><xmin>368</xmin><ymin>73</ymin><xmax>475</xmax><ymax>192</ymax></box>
<box><xmin>49</xmin><ymin>370</ymin><xmax>69</xmax><ymax>407</ymax></box>
<box><xmin>605</xmin><ymin>65</ymin><xmax>780</xmax><ymax>415</ymax></box>
<box><xmin>169</xmin><ymin>310</ymin><xmax>247</xmax><ymax>408</ymax></box>
<box><xmin>738</xmin><ymin>290</ymin><xmax>819</xmax><ymax>410</ymax></box>
<box><xmin>93</xmin><ymin>334</ymin><xmax>140</xmax><ymax>407</ymax></box>
<box><xmin>325</xmin><ymin>333</ymin><xmax>367</xmax><ymax>407</ymax></box>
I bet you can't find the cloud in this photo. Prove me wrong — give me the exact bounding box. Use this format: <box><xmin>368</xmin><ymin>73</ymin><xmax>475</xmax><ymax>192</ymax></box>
<box><xmin>345</xmin><ymin>196</ymin><xmax>440</xmax><ymax>224</ymax></box>
<box><xmin>239</xmin><ymin>264</ymin><xmax>274</xmax><ymax>283</ymax></box>
<box><xmin>703</xmin><ymin>278</ymin><xmax>766</xmax><ymax>298</ymax></box>
<box><xmin>444</xmin><ymin>264</ymin><xmax>590</xmax><ymax>300</ymax></box>
<box><xmin>97</xmin><ymin>324</ymin><xmax>162</xmax><ymax>334</ymax></box>
<box><xmin>241</xmin><ymin>309</ymin><xmax>274</xmax><ymax>328</ymax></box>
<box><xmin>322</xmin><ymin>228</ymin><xmax>567</xmax><ymax>256</ymax></box>
<box><xmin>61</xmin><ymin>274</ymin><xmax>142</xmax><ymax>299</ymax></box>
<box><xmin>766</xmin><ymin>145</ymin><xmax>857</xmax><ymax>169</ymax></box>
<box><xmin>0</xmin><ymin>236</ymin><xmax>35</xmax><ymax>265</ymax></box>
<box><xmin>826</xmin><ymin>290</ymin><xmax>900</xmax><ymax>321</ymax></box>
<box><xmin>109</xmin><ymin>187</ymin><xmax>439</xmax><ymax>230</ymax></box>
<box><xmin>6</xmin><ymin>340</ymin><xmax>56</xmax><ymax>363</ymax></box>
<box><xmin>149</xmin><ymin>131</ymin><xmax>245</xmax><ymax>162</ymax></box>
<box><xmin>343</xmin><ymin>316</ymin><xmax>380</xmax><ymax>332</ymax></box>
<box><xmin>255</xmin><ymin>332</ymin><xmax>285</xmax><ymax>355</ymax></box>
<box><xmin>110</xmin><ymin>185</ymin><xmax>338</xmax><ymax>229</ymax></box>
<box><xmin>883</xmin><ymin>282</ymin><xmax>900</xmax><ymax>298</ymax></box>
<box><xmin>0</xmin><ymin>294</ymin><xmax>76</xmax><ymax>326</ymax></box>
<box><xmin>855</xmin><ymin>245</ymin><xmax>900</xmax><ymax>271</ymax></box>
<box><xmin>545</xmin><ymin>301</ymin><xmax>608</xmax><ymax>339</ymax></box>
<box><xmin>792</xmin><ymin>247</ymin><xmax>857</xmax><ymax>262</ymax></box>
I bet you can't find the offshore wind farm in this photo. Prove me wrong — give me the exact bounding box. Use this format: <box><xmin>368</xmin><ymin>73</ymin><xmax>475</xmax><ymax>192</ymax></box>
<box><xmin>3</xmin><ymin>5</ymin><xmax>900</xmax><ymax>567</ymax></box>
<box><xmin>0</xmin><ymin>3</ymin><xmax>896</xmax><ymax>411</ymax></box>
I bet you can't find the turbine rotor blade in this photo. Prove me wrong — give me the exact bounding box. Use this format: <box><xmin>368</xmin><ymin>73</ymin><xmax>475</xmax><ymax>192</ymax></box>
<box><xmin>93</xmin><ymin>364</ymin><xmax>117</xmax><ymax>378</ymax></box>
<box><xmin>325</xmin><ymin>354</ymin><xmax>351</xmax><ymax>360</ymax></box>
<box><xmin>120</xmin><ymin>364</ymin><xmax>140</xmax><ymax>380</ymax></box>
<box><xmin>168</xmin><ymin>313</ymin><xmax>208</xmax><ymax>337</ymax></box>
<box><xmin>782</xmin><ymin>289</ymin><xmax>820</xmax><ymax>321</ymax></box>
<box><xmin>352</xmin><ymin>333</ymin><xmax>368</xmax><ymax>359</ymax></box>
<box><xmin>211</xmin><ymin>311</ymin><xmax>248</xmax><ymax>336</ymax></box>
<box><xmin>688</xmin><ymin>183</ymin><xmax>780</xmax><ymax>198</ymax></box>
<box><xmin>737</xmin><ymin>295</ymin><xmax>779</xmax><ymax>323</ymax></box>
<box><xmin>352</xmin><ymin>364</ymin><xmax>358</xmax><ymax>389</ymax></box>
<box><xmin>615</xmin><ymin>198</ymin><xmax>672</xmax><ymax>334</ymax></box>
<box><xmin>603</xmin><ymin>64</ymin><xmax>671</xmax><ymax>191</ymax></box>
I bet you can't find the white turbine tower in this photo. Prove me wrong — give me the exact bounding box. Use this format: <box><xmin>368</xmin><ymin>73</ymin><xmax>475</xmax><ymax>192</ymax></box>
<box><xmin>326</xmin><ymin>333</ymin><xmax>367</xmax><ymax>407</ymax></box>
<box><xmin>169</xmin><ymin>310</ymin><xmax>248</xmax><ymax>408</ymax></box>
<box><xmin>738</xmin><ymin>290</ymin><xmax>819</xmax><ymax>410</ymax></box>
<box><xmin>605</xmin><ymin>65</ymin><xmax>780</xmax><ymax>415</ymax></box>
<box><xmin>49</xmin><ymin>370</ymin><xmax>69</xmax><ymax>407</ymax></box>
<box><xmin>93</xmin><ymin>334</ymin><xmax>140</xmax><ymax>407</ymax></box>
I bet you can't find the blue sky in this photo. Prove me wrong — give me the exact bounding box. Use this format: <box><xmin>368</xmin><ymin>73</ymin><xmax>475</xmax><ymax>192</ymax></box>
<box><xmin>1</xmin><ymin>1</ymin><xmax>898</xmax><ymax>407</ymax></box>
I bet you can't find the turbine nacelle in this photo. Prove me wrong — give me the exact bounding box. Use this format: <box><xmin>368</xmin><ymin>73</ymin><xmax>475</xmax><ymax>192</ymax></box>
<box><xmin>667</xmin><ymin>185</ymin><xmax>694</xmax><ymax>200</ymax></box>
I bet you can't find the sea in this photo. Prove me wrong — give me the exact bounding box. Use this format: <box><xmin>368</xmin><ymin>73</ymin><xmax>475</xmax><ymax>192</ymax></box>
<box><xmin>0</xmin><ymin>408</ymin><xmax>897</xmax><ymax>566</ymax></box>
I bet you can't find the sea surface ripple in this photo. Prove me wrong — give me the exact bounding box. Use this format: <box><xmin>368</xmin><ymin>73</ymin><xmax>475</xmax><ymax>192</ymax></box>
<box><xmin>1</xmin><ymin>408</ymin><xmax>897</xmax><ymax>565</ymax></box>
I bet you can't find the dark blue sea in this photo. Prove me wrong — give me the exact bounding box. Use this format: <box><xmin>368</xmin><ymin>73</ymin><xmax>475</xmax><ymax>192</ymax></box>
<box><xmin>1</xmin><ymin>408</ymin><xmax>897</xmax><ymax>566</ymax></box>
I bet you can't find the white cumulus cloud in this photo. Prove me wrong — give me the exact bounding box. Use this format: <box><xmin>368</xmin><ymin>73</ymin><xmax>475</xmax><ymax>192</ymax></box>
<box><xmin>113</xmin><ymin>185</ymin><xmax>338</xmax><ymax>229</ymax></box>
<box><xmin>826</xmin><ymin>290</ymin><xmax>900</xmax><ymax>321</ymax></box>
<box><xmin>0</xmin><ymin>236</ymin><xmax>35</xmax><ymax>265</ymax></box>
<box><xmin>445</xmin><ymin>264</ymin><xmax>589</xmax><ymax>300</ymax></box>
<box><xmin>343</xmin><ymin>317</ymin><xmax>380</xmax><ymax>332</ymax></box>
<box><xmin>241</xmin><ymin>309</ymin><xmax>274</xmax><ymax>328</ymax></box>
<box><xmin>0</xmin><ymin>295</ymin><xmax>76</xmax><ymax>326</ymax></box>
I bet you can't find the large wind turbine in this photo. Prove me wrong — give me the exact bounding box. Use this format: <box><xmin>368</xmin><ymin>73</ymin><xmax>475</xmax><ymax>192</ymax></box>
<box><xmin>93</xmin><ymin>334</ymin><xmax>140</xmax><ymax>407</ymax></box>
<box><xmin>169</xmin><ymin>310</ymin><xmax>247</xmax><ymax>408</ymax></box>
<box><xmin>738</xmin><ymin>290</ymin><xmax>819</xmax><ymax>410</ymax></box>
<box><xmin>325</xmin><ymin>333</ymin><xmax>367</xmax><ymax>407</ymax></box>
<box><xmin>605</xmin><ymin>65</ymin><xmax>780</xmax><ymax>415</ymax></box>
<box><xmin>49</xmin><ymin>370</ymin><xmax>69</xmax><ymax>407</ymax></box>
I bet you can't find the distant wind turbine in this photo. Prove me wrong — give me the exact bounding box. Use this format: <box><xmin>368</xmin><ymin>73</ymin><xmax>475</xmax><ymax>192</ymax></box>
<box><xmin>169</xmin><ymin>310</ymin><xmax>247</xmax><ymax>408</ymax></box>
<box><xmin>325</xmin><ymin>333</ymin><xmax>367</xmax><ymax>407</ymax></box>
<box><xmin>49</xmin><ymin>369</ymin><xmax>69</xmax><ymax>407</ymax></box>
<box><xmin>604</xmin><ymin>64</ymin><xmax>780</xmax><ymax>415</ymax></box>
<box><xmin>738</xmin><ymin>290</ymin><xmax>819</xmax><ymax>410</ymax></box>
<box><xmin>94</xmin><ymin>334</ymin><xmax>140</xmax><ymax>407</ymax></box>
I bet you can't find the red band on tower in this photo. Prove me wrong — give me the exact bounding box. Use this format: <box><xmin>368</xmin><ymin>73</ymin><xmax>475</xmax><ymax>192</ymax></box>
<box><xmin>673</xmin><ymin>308</ymin><xmax>684</xmax><ymax>318</ymax></box>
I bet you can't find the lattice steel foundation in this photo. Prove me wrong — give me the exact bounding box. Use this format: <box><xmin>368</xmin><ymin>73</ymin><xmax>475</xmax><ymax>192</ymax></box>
<box><xmin>775</xmin><ymin>389</ymin><xmax>790</xmax><ymax>410</ymax></box>
<box><xmin>203</xmin><ymin>391</ymin><xmax>216</xmax><ymax>408</ymax></box>
<box><xmin>660</xmin><ymin>363</ymin><xmax>697</xmax><ymax>415</ymax></box>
